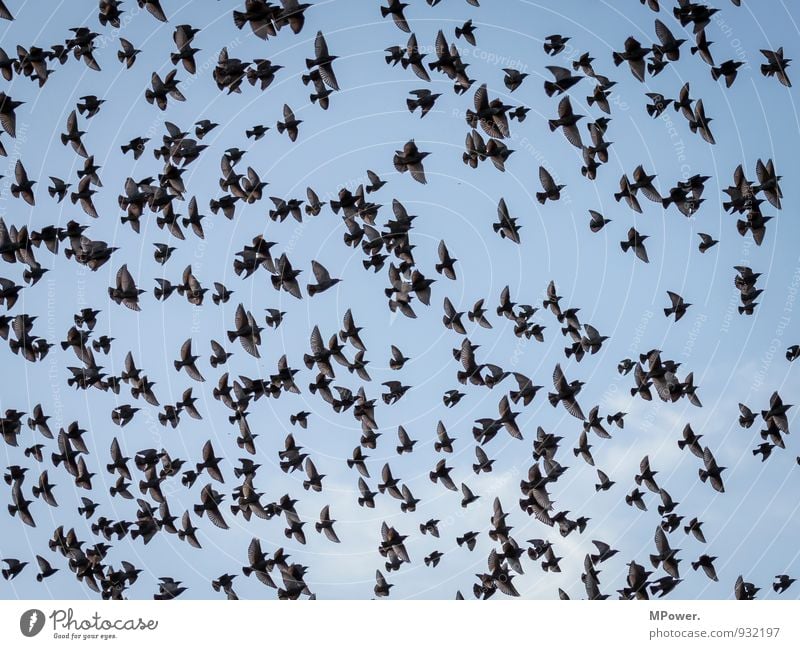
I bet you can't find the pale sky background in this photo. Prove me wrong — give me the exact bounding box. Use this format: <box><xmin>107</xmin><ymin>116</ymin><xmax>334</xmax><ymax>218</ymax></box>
<box><xmin>1</xmin><ymin>0</ymin><xmax>800</xmax><ymax>600</ymax></box>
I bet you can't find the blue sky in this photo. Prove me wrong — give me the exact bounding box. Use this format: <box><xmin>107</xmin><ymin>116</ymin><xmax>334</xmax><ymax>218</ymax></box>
<box><xmin>1</xmin><ymin>0</ymin><xmax>800</xmax><ymax>600</ymax></box>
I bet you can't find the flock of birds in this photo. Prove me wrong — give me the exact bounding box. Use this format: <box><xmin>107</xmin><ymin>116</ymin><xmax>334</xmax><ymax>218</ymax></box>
<box><xmin>0</xmin><ymin>0</ymin><xmax>798</xmax><ymax>601</ymax></box>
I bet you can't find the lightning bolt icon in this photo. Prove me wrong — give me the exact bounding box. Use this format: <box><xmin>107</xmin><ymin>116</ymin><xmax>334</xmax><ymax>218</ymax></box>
<box><xmin>28</xmin><ymin>611</ymin><xmax>38</xmax><ymax>632</ymax></box>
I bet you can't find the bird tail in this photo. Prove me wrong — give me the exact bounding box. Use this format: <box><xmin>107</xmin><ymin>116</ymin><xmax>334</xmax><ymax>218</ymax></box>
<box><xmin>612</xmin><ymin>52</ymin><xmax>623</xmax><ymax>67</ymax></box>
<box><xmin>543</xmin><ymin>82</ymin><xmax>558</xmax><ymax>97</ymax></box>
<box><xmin>232</xmin><ymin>11</ymin><xmax>247</xmax><ymax>30</ymax></box>
<box><xmin>646</xmin><ymin>105</ymin><xmax>656</xmax><ymax>117</ymax></box>
<box><xmin>735</xmin><ymin>219</ymin><xmax>749</xmax><ymax>236</ymax></box>
<box><xmin>698</xmin><ymin>468</ymin><xmax>708</xmax><ymax>483</ymax></box>
<box><xmin>535</xmin><ymin>192</ymin><xmax>547</xmax><ymax>205</ymax></box>
<box><xmin>406</xmin><ymin>98</ymin><xmax>418</xmax><ymax>113</ymax></box>
<box><xmin>547</xmin><ymin>392</ymin><xmax>559</xmax><ymax>407</ymax></box>
<box><xmin>710</xmin><ymin>67</ymin><xmax>721</xmax><ymax>81</ymax></box>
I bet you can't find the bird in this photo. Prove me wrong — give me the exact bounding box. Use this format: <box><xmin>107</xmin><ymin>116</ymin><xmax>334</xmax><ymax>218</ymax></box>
<box><xmin>773</xmin><ymin>575</ymin><xmax>796</xmax><ymax>594</ymax></box>
<box><xmin>374</xmin><ymin>570</ymin><xmax>392</xmax><ymax>597</ymax></box>
<box><xmin>117</xmin><ymin>37</ymin><xmax>142</xmax><ymax>69</ymax></box>
<box><xmin>276</xmin><ymin>104</ymin><xmax>302</xmax><ymax>142</ymax></box>
<box><xmin>493</xmin><ymin>197</ymin><xmax>521</xmax><ymax>243</ymax></box>
<box><xmin>548</xmin><ymin>364</ymin><xmax>585</xmax><ymax>419</ymax></box>
<box><xmin>307</xmin><ymin>260</ymin><xmax>341</xmax><ymax>296</ymax></box>
<box><xmin>536</xmin><ymin>167</ymin><xmax>565</xmax><ymax>204</ymax></box>
<box><xmin>0</xmin><ymin>92</ymin><xmax>23</xmax><ymax>138</ymax></box>
<box><xmin>761</xmin><ymin>48</ymin><xmax>792</xmax><ymax>87</ymax></box>
<box><xmin>543</xmin><ymin>34</ymin><xmax>569</xmax><ymax>56</ymax></box>
<box><xmin>307</xmin><ymin>31</ymin><xmax>339</xmax><ymax>90</ymax></box>
<box><xmin>613</xmin><ymin>36</ymin><xmax>651</xmax><ymax>82</ymax></box>
<box><xmin>595</xmin><ymin>469</ymin><xmax>615</xmax><ymax>492</ymax></box>
<box><xmin>653</xmin><ymin>19</ymin><xmax>686</xmax><ymax>62</ymax></box>
<box><xmin>621</xmin><ymin>228</ymin><xmax>650</xmax><ymax>263</ymax></box>
<box><xmin>381</xmin><ymin>1</ymin><xmax>410</xmax><ymax>33</ymax></box>
<box><xmin>395</xmin><ymin>426</ymin><xmax>417</xmax><ymax>455</ymax></box>
<box><xmin>35</xmin><ymin>555</ymin><xmax>59</xmax><ymax>581</ymax></box>
<box><xmin>10</xmin><ymin>160</ymin><xmax>36</xmax><ymax>206</ymax></box>
<box><xmin>174</xmin><ymin>338</ymin><xmax>205</xmax><ymax>382</ymax></box>
<box><xmin>711</xmin><ymin>59</ymin><xmax>744</xmax><ymax>87</ymax></box>
<box><xmin>455</xmin><ymin>20</ymin><xmax>477</xmax><ymax>45</ymax></box>
<box><xmin>689</xmin><ymin>99</ymin><xmax>715</xmax><ymax>144</ymax></box>
<box><xmin>460</xmin><ymin>483</ymin><xmax>480</xmax><ymax>508</ymax></box>
<box><xmin>227</xmin><ymin>304</ymin><xmax>263</xmax><ymax>358</ymax></box>
<box><xmin>393</xmin><ymin>140</ymin><xmax>430</xmax><ymax>184</ymax></box>
<box><xmin>698</xmin><ymin>232</ymin><xmax>718</xmax><ymax>253</ymax></box>
<box><xmin>699</xmin><ymin>447</ymin><xmax>726</xmax><ymax>493</ymax></box>
<box><xmin>548</xmin><ymin>97</ymin><xmax>583</xmax><ymax>148</ymax></box>
<box><xmin>315</xmin><ymin>505</ymin><xmax>340</xmax><ymax>543</ymax></box>
<box><xmin>108</xmin><ymin>265</ymin><xmax>145</xmax><ymax>311</ymax></box>
<box><xmin>1</xmin><ymin>558</ymin><xmax>28</xmax><ymax>580</ymax></box>
<box><xmin>734</xmin><ymin>575</ymin><xmax>760</xmax><ymax>600</ymax></box>
<box><xmin>504</xmin><ymin>68</ymin><xmax>528</xmax><ymax>92</ymax></box>
<box><xmin>544</xmin><ymin>66</ymin><xmax>583</xmax><ymax>97</ymax></box>
<box><xmin>664</xmin><ymin>292</ymin><xmax>691</xmax><ymax>321</ymax></box>
<box><xmin>138</xmin><ymin>0</ymin><xmax>168</xmax><ymax>22</ymax></box>
<box><xmin>588</xmin><ymin>210</ymin><xmax>611</xmax><ymax>232</ymax></box>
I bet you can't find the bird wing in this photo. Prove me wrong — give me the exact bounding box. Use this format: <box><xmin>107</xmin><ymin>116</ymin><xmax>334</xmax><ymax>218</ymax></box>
<box><xmin>539</xmin><ymin>166</ymin><xmax>556</xmax><ymax>192</ymax></box>
<box><xmin>311</xmin><ymin>260</ymin><xmax>331</xmax><ymax>283</ymax></box>
<box><xmin>314</xmin><ymin>31</ymin><xmax>329</xmax><ymax>58</ymax></box>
